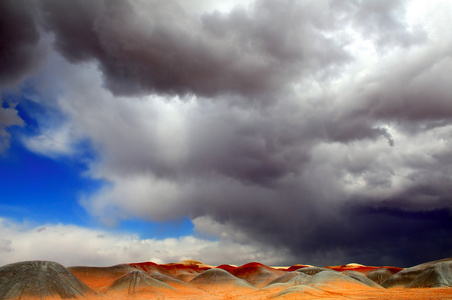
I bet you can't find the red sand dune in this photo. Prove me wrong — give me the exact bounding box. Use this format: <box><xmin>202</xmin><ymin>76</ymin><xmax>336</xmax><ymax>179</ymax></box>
<box><xmin>155</xmin><ymin>260</ymin><xmax>211</xmax><ymax>283</ymax></box>
<box><xmin>129</xmin><ymin>261</ymin><xmax>175</xmax><ymax>277</ymax></box>
<box><xmin>67</xmin><ymin>264</ymin><xmax>135</xmax><ymax>290</ymax></box>
<box><xmin>1</xmin><ymin>258</ymin><xmax>452</xmax><ymax>299</ymax></box>
<box><xmin>215</xmin><ymin>264</ymin><xmax>238</xmax><ymax>273</ymax></box>
<box><xmin>232</xmin><ymin>262</ymin><xmax>287</xmax><ymax>288</ymax></box>
<box><xmin>286</xmin><ymin>264</ymin><xmax>312</xmax><ymax>271</ymax></box>
<box><xmin>325</xmin><ymin>263</ymin><xmax>403</xmax><ymax>274</ymax></box>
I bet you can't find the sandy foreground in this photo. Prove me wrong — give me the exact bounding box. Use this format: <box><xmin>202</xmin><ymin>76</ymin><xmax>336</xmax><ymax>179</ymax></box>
<box><xmin>1</xmin><ymin>259</ymin><xmax>452</xmax><ymax>299</ymax></box>
<box><xmin>76</xmin><ymin>286</ymin><xmax>452</xmax><ymax>300</ymax></box>
<box><xmin>71</xmin><ymin>288</ymin><xmax>452</xmax><ymax>300</ymax></box>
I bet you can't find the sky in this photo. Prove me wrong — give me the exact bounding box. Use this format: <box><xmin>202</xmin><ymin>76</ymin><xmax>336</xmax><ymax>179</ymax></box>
<box><xmin>1</xmin><ymin>0</ymin><xmax>452</xmax><ymax>268</ymax></box>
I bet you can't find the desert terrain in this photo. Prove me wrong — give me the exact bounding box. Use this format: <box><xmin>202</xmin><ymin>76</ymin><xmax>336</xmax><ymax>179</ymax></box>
<box><xmin>1</xmin><ymin>258</ymin><xmax>451</xmax><ymax>299</ymax></box>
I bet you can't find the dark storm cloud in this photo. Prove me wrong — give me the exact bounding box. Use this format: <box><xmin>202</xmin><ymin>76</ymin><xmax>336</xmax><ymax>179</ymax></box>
<box><xmin>184</xmin><ymin>103</ymin><xmax>311</xmax><ymax>186</ymax></box>
<box><xmin>190</xmin><ymin>175</ymin><xmax>452</xmax><ymax>267</ymax></box>
<box><xmin>38</xmin><ymin>0</ymin><xmax>115</xmax><ymax>63</ymax></box>
<box><xmin>217</xmin><ymin>133</ymin><xmax>452</xmax><ymax>267</ymax></box>
<box><xmin>0</xmin><ymin>0</ymin><xmax>44</xmax><ymax>88</ymax></box>
<box><xmin>68</xmin><ymin>0</ymin><xmax>451</xmax><ymax>267</ymax></box>
<box><xmin>370</xmin><ymin>70</ymin><xmax>452</xmax><ymax>126</ymax></box>
<box><xmin>38</xmin><ymin>0</ymin><xmax>350</xmax><ymax>98</ymax></box>
<box><xmin>341</xmin><ymin>206</ymin><xmax>452</xmax><ymax>267</ymax></box>
<box><xmin>182</xmin><ymin>99</ymin><xmax>452</xmax><ymax>266</ymax></box>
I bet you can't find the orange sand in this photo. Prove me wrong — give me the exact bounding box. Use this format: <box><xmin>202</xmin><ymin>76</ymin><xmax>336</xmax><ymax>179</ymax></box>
<box><xmin>71</xmin><ymin>286</ymin><xmax>452</xmax><ymax>300</ymax></box>
<box><xmin>7</xmin><ymin>260</ymin><xmax>452</xmax><ymax>299</ymax></box>
<box><xmin>63</xmin><ymin>261</ymin><xmax>452</xmax><ymax>300</ymax></box>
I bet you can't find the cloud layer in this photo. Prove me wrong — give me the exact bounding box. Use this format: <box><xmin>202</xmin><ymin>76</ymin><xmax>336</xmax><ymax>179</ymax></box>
<box><xmin>1</xmin><ymin>0</ymin><xmax>452</xmax><ymax>267</ymax></box>
<box><xmin>0</xmin><ymin>218</ymin><xmax>292</xmax><ymax>267</ymax></box>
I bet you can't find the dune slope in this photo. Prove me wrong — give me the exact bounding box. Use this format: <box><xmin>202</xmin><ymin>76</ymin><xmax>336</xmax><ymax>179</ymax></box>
<box><xmin>0</xmin><ymin>261</ymin><xmax>94</xmax><ymax>299</ymax></box>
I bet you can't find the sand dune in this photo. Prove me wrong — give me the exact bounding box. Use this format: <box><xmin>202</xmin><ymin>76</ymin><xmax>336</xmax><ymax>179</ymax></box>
<box><xmin>0</xmin><ymin>261</ymin><xmax>94</xmax><ymax>299</ymax></box>
<box><xmin>302</xmin><ymin>270</ymin><xmax>377</xmax><ymax>292</ymax></box>
<box><xmin>103</xmin><ymin>270</ymin><xmax>178</xmax><ymax>298</ymax></box>
<box><xmin>285</xmin><ymin>264</ymin><xmax>314</xmax><ymax>271</ymax></box>
<box><xmin>216</xmin><ymin>264</ymin><xmax>238</xmax><ymax>273</ymax></box>
<box><xmin>367</xmin><ymin>267</ymin><xmax>397</xmax><ymax>284</ymax></box>
<box><xmin>263</xmin><ymin>273</ymin><xmax>312</xmax><ymax>295</ymax></box>
<box><xmin>407</xmin><ymin>261</ymin><xmax>452</xmax><ymax>288</ymax></box>
<box><xmin>326</xmin><ymin>263</ymin><xmax>402</xmax><ymax>274</ymax></box>
<box><xmin>296</xmin><ymin>266</ymin><xmax>331</xmax><ymax>275</ymax></box>
<box><xmin>266</xmin><ymin>271</ymin><xmax>310</xmax><ymax>285</ymax></box>
<box><xmin>232</xmin><ymin>262</ymin><xmax>286</xmax><ymax>288</ymax></box>
<box><xmin>129</xmin><ymin>262</ymin><xmax>174</xmax><ymax>277</ymax></box>
<box><xmin>189</xmin><ymin>268</ymin><xmax>256</xmax><ymax>298</ymax></box>
<box><xmin>341</xmin><ymin>270</ymin><xmax>383</xmax><ymax>288</ymax></box>
<box><xmin>189</xmin><ymin>268</ymin><xmax>254</xmax><ymax>289</ymax></box>
<box><xmin>383</xmin><ymin>257</ymin><xmax>452</xmax><ymax>288</ymax></box>
<box><xmin>1</xmin><ymin>258</ymin><xmax>452</xmax><ymax>299</ymax></box>
<box><xmin>67</xmin><ymin>264</ymin><xmax>135</xmax><ymax>290</ymax></box>
<box><xmin>158</xmin><ymin>261</ymin><xmax>209</xmax><ymax>283</ymax></box>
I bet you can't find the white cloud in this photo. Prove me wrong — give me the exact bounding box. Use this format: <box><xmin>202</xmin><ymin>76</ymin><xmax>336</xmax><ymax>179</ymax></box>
<box><xmin>80</xmin><ymin>174</ymin><xmax>186</xmax><ymax>225</ymax></box>
<box><xmin>22</xmin><ymin>123</ymin><xmax>77</xmax><ymax>158</ymax></box>
<box><xmin>174</xmin><ymin>0</ymin><xmax>254</xmax><ymax>15</ymax></box>
<box><xmin>0</xmin><ymin>217</ymin><xmax>294</xmax><ymax>267</ymax></box>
